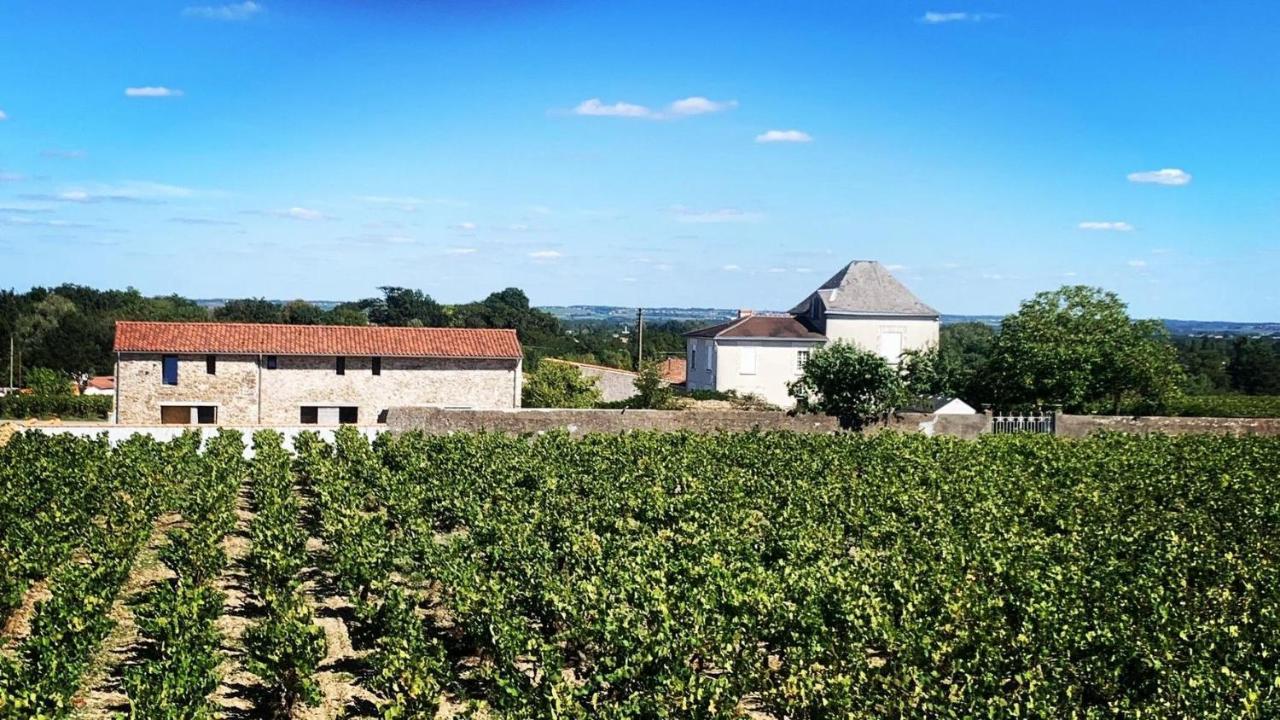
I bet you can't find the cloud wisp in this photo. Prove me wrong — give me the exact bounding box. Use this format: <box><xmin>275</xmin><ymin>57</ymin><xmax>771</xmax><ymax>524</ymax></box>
<box><xmin>920</xmin><ymin>11</ymin><xmax>1000</xmax><ymax>24</ymax></box>
<box><xmin>24</xmin><ymin>181</ymin><xmax>195</xmax><ymax>204</ymax></box>
<box><xmin>0</xmin><ymin>110</ymin><xmax>7</xmax><ymax>121</ymax></box>
<box><xmin>41</xmin><ymin>149</ymin><xmax>87</xmax><ymax>159</ymax></box>
<box><xmin>1127</xmin><ymin>168</ymin><xmax>1192</xmax><ymax>186</ymax></box>
<box><xmin>183</xmin><ymin>1</ymin><xmax>262</xmax><ymax>20</ymax></box>
<box><xmin>755</xmin><ymin>129</ymin><xmax>813</xmax><ymax>143</ymax></box>
<box><xmin>1078</xmin><ymin>221</ymin><xmax>1135</xmax><ymax>232</ymax></box>
<box><xmin>571</xmin><ymin>96</ymin><xmax>737</xmax><ymax>120</ymax></box>
<box><xmin>125</xmin><ymin>86</ymin><xmax>184</xmax><ymax>98</ymax></box>
<box><xmin>529</xmin><ymin>250</ymin><xmax>562</xmax><ymax>260</ymax></box>
<box><xmin>671</xmin><ymin>206</ymin><xmax>764</xmax><ymax>224</ymax></box>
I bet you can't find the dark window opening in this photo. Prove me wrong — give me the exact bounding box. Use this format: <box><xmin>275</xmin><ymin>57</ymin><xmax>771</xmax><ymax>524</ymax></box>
<box><xmin>336</xmin><ymin>357</ymin><xmax>345</xmax><ymax>375</ymax></box>
<box><xmin>339</xmin><ymin>406</ymin><xmax>358</xmax><ymax>424</ymax></box>
<box><xmin>372</xmin><ymin>356</ymin><xmax>381</xmax><ymax>376</ymax></box>
<box><xmin>206</xmin><ymin>354</ymin><xmax>216</xmax><ymax>375</ymax></box>
<box><xmin>300</xmin><ymin>406</ymin><xmax>318</xmax><ymax>425</ymax></box>
<box><xmin>196</xmin><ymin>406</ymin><xmax>216</xmax><ymax>424</ymax></box>
<box><xmin>266</xmin><ymin>355</ymin><xmax>278</xmax><ymax>370</ymax></box>
<box><xmin>162</xmin><ymin>355</ymin><xmax>178</xmax><ymax>385</ymax></box>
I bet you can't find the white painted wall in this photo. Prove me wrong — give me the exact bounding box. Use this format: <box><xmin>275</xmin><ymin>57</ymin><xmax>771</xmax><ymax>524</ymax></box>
<box><xmin>823</xmin><ymin>316</ymin><xmax>939</xmax><ymax>364</ymax></box>
<box><xmin>685</xmin><ymin>338</ymin><xmax>717</xmax><ymax>391</ymax></box>
<box><xmin>710</xmin><ymin>339</ymin><xmax>821</xmax><ymax>407</ymax></box>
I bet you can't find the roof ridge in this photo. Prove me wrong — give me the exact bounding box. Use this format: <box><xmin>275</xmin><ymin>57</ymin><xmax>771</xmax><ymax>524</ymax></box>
<box><xmin>115</xmin><ymin>319</ymin><xmax>517</xmax><ymax>334</ymax></box>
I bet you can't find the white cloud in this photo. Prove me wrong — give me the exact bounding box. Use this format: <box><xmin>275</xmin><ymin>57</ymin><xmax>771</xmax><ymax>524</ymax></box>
<box><xmin>446</xmin><ymin>247</ymin><xmax>477</xmax><ymax>255</ymax></box>
<box><xmin>1078</xmin><ymin>221</ymin><xmax>1135</xmax><ymax>232</ymax></box>
<box><xmin>921</xmin><ymin>11</ymin><xmax>998</xmax><ymax>24</ymax></box>
<box><xmin>42</xmin><ymin>149</ymin><xmax>87</xmax><ymax>159</ymax></box>
<box><xmin>755</xmin><ymin>129</ymin><xmax>813</xmax><ymax>143</ymax></box>
<box><xmin>0</xmin><ymin>110</ymin><xmax>7</xmax><ymax>121</ymax></box>
<box><xmin>1127</xmin><ymin>259</ymin><xmax>1147</xmax><ymax>268</ymax></box>
<box><xmin>0</xmin><ymin>171</ymin><xmax>24</xmax><ymax>182</ymax></box>
<box><xmin>671</xmin><ymin>205</ymin><xmax>764</xmax><ymax>223</ymax></box>
<box><xmin>767</xmin><ymin>267</ymin><xmax>787</xmax><ymax>273</ymax></box>
<box><xmin>571</xmin><ymin>96</ymin><xmax>736</xmax><ymax>120</ymax></box>
<box><xmin>794</xmin><ymin>267</ymin><xmax>813</xmax><ymax>273</ymax></box>
<box><xmin>668</xmin><ymin>96</ymin><xmax>737</xmax><ymax>116</ymax></box>
<box><xmin>1062</xmin><ymin>271</ymin><xmax>1078</xmax><ymax>278</ymax></box>
<box><xmin>573</xmin><ymin>98</ymin><xmax>655</xmax><ymax>118</ymax></box>
<box><xmin>505</xmin><ymin>223</ymin><xmax>530</xmax><ymax>232</ymax></box>
<box><xmin>1127</xmin><ymin>168</ymin><xmax>1192</xmax><ymax>186</ymax></box>
<box><xmin>622</xmin><ymin>276</ymin><xmax>638</xmax><ymax>283</ymax></box>
<box><xmin>183</xmin><ymin>1</ymin><xmax>261</xmax><ymax>20</ymax></box>
<box><xmin>885</xmin><ymin>263</ymin><xmax>908</xmax><ymax>271</ymax></box>
<box><xmin>33</xmin><ymin>181</ymin><xmax>195</xmax><ymax>203</ymax></box>
<box><xmin>526</xmin><ymin>204</ymin><xmax>553</xmax><ymax>215</ymax></box>
<box><xmin>722</xmin><ymin>264</ymin><xmax>741</xmax><ymax>271</ymax></box>
<box><xmin>125</xmin><ymin>86</ymin><xmax>184</xmax><ymax>98</ymax></box>
<box><xmin>529</xmin><ymin>250</ymin><xmax>562</xmax><ymax>260</ymax></box>
<box><xmin>452</xmin><ymin>221</ymin><xmax>477</xmax><ymax>232</ymax></box>
<box><xmin>273</xmin><ymin>207</ymin><xmax>327</xmax><ymax>221</ymax></box>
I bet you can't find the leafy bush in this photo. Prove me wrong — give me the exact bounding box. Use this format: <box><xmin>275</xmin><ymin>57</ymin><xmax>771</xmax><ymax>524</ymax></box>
<box><xmin>1163</xmin><ymin>393</ymin><xmax>1280</xmax><ymax>418</ymax></box>
<box><xmin>0</xmin><ymin>393</ymin><xmax>112</xmax><ymax>419</ymax></box>
<box><xmin>24</xmin><ymin>367</ymin><xmax>73</xmax><ymax>397</ymax></box>
<box><xmin>632</xmin><ymin>360</ymin><xmax>676</xmax><ymax>409</ymax></box>
<box><xmin>522</xmin><ymin>360</ymin><xmax>603</xmax><ymax>408</ymax></box>
<box><xmin>789</xmin><ymin>340</ymin><xmax>904</xmax><ymax>427</ymax></box>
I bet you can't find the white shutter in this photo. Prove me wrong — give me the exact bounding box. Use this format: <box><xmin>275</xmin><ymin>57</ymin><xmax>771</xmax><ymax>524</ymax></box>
<box><xmin>740</xmin><ymin>347</ymin><xmax>757</xmax><ymax>375</ymax></box>
<box><xmin>878</xmin><ymin>332</ymin><xmax>904</xmax><ymax>363</ymax></box>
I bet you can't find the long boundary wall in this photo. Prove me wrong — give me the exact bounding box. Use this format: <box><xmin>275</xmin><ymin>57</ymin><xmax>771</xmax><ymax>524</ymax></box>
<box><xmin>386</xmin><ymin>407</ymin><xmax>840</xmax><ymax>434</ymax></box>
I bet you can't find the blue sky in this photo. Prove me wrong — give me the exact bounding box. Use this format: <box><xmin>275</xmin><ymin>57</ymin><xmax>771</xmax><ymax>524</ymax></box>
<box><xmin>1</xmin><ymin>1</ymin><xmax>1277</xmax><ymax>320</ymax></box>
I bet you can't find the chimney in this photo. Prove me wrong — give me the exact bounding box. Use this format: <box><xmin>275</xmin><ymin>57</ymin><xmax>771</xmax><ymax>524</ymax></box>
<box><xmin>737</xmin><ymin>308</ymin><xmax>754</xmax><ymax>318</ymax></box>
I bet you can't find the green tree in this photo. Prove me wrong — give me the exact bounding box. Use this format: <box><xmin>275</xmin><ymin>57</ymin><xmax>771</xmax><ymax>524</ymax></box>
<box><xmin>1228</xmin><ymin>338</ymin><xmax>1280</xmax><ymax>395</ymax></box>
<box><xmin>899</xmin><ymin>347</ymin><xmax>948</xmax><ymax>398</ymax></box>
<box><xmin>987</xmin><ymin>285</ymin><xmax>1184</xmax><ymax>413</ymax></box>
<box><xmin>212</xmin><ymin>298</ymin><xmax>282</xmax><ymax>323</ymax></box>
<box><xmin>632</xmin><ymin>361</ymin><xmax>675</xmax><ymax>409</ymax></box>
<box><xmin>368</xmin><ymin>287</ymin><xmax>448</xmax><ymax>327</ymax></box>
<box><xmin>323</xmin><ymin>306</ymin><xmax>369</xmax><ymax>326</ymax></box>
<box><xmin>938</xmin><ymin>322</ymin><xmax>998</xmax><ymax>404</ymax></box>
<box><xmin>25</xmin><ymin>367</ymin><xmax>73</xmax><ymax>396</ymax></box>
<box><xmin>788</xmin><ymin>341</ymin><xmax>904</xmax><ymax>428</ymax></box>
<box><xmin>522</xmin><ymin>361</ymin><xmax>603</xmax><ymax>408</ymax></box>
<box><xmin>281</xmin><ymin>299</ymin><xmax>324</xmax><ymax>325</ymax></box>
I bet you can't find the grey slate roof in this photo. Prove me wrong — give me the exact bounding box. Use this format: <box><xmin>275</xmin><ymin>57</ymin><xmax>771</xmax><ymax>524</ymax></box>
<box><xmin>683</xmin><ymin>315</ymin><xmax>825</xmax><ymax>340</ymax></box>
<box><xmin>789</xmin><ymin>260</ymin><xmax>939</xmax><ymax>318</ymax></box>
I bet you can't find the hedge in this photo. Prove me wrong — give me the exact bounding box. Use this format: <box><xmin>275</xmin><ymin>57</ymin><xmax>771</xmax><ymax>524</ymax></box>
<box><xmin>0</xmin><ymin>395</ymin><xmax>114</xmax><ymax>420</ymax></box>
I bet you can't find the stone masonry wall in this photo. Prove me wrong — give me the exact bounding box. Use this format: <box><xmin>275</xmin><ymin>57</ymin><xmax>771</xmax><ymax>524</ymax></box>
<box><xmin>387</xmin><ymin>407</ymin><xmax>840</xmax><ymax>434</ymax></box>
<box><xmin>546</xmin><ymin>360</ymin><xmax>637</xmax><ymax>403</ymax></box>
<box><xmin>257</xmin><ymin>356</ymin><xmax>519</xmax><ymax>424</ymax></box>
<box><xmin>117</xmin><ymin>353</ymin><xmax>520</xmax><ymax>425</ymax></box>
<box><xmin>116</xmin><ymin>354</ymin><xmax>260</xmax><ymax>424</ymax></box>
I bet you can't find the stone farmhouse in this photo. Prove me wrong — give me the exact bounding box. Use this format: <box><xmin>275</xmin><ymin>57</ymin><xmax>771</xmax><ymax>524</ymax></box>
<box><xmin>684</xmin><ymin>260</ymin><xmax>940</xmax><ymax>407</ymax></box>
<box><xmin>112</xmin><ymin>321</ymin><xmax>523</xmax><ymax>425</ymax></box>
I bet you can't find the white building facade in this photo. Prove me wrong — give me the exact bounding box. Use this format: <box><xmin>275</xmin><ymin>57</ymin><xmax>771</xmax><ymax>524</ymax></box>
<box><xmin>685</xmin><ymin>261</ymin><xmax>940</xmax><ymax>408</ymax></box>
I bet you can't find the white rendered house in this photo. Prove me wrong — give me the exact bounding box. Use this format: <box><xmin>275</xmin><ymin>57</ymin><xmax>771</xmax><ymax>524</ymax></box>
<box><xmin>684</xmin><ymin>260</ymin><xmax>940</xmax><ymax>407</ymax></box>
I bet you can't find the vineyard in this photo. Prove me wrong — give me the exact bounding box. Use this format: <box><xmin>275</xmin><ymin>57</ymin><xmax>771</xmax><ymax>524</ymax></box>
<box><xmin>1</xmin><ymin>429</ymin><xmax>1279</xmax><ymax>718</ymax></box>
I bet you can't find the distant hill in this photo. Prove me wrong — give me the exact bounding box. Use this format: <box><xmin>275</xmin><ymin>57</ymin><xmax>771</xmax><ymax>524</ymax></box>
<box><xmin>539</xmin><ymin>306</ymin><xmax>1279</xmax><ymax>338</ymax></box>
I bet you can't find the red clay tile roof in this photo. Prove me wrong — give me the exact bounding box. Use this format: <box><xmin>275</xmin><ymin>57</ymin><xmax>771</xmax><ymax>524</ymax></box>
<box><xmin>684</xmin><ymin>315</ymin><xmax>826</xmax><ymax>340</ymax></box>
<box><xmin>86</xmin><ymin>375</ymin><xmax>116</xmax><ymax>390</ymax></box>
<box><xmin>114</xmin><ymin>321</ymin><xmax>522</xmax><ymax>359</ymax></box>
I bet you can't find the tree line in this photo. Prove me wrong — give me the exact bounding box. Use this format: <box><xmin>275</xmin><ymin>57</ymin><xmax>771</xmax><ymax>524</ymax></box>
<box><xmin>0</xmin><ymin>284</ymin><xmax>688</xmax><ymax>384</ymax></box>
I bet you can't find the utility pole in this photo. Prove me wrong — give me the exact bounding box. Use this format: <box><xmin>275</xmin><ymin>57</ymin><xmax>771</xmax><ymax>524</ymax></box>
<box><xmin>7</xmin><ymin>335</ymin><xmax>12</xmax><ymax>389</ymax></box>
<box><xmin>636</xmin><ymin>307</ymin><xmax>645</xmax><ymax>370</ymax></box>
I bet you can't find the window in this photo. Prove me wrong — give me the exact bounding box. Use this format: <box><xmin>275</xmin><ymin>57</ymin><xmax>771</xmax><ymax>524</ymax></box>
<box><xmin>300</xmin><ymin>406</ymin><xmax>318</xmax><ymax>425</ymax></box>
<box><xmin>690</xmin><ymin>348</ymin><xmax>696</xmax><ymax>372</ymax></box>
<box><xmin>797</xmin><ymin>350</ymin><xmax>810</xmax><ymax>370</ymax></box>
<box><xmin>704</xmin><ymin>343</ymin><xmax>713</xmax><ymax>370</ymax></box>
<box><xmin>878</xmin><ymin>331</ymin><xmax>904</xmax><ymax>364</ymax></box>
<box><xmin>195</xmin><ymin>406</ymin><xmax>216</xmax><ymax>424</ymax></box>
<box><xmin>162</xmin><ymin>355</ymin><xmax>178</xmax><ymax>385</ymax></box>
<box><xmin>336</xmin><ymin>357</ymin><xmax>345</xmax><ymax>375</ymax></box>
<box><xmin>160</xmin><ymin>405</ymin><xmax>216</xmax><ymax>424</ymax></box>
<box><xmin>372</xmin><ymin>356</ymin><xmax>381</xmax><ymax>376</ymax></box>
<box><xmin>740</xmin><ymin>347</ymin><xmax>757</xmax><ymax>375</ymax></box>
<box><xmin>206</xmin><ymin>354</ymin><xmax>216</xmax><ymax>375</ymax></box>
<box><xmin>338</xmin><ymin>406</ymin><xmax>358</xmax><ymax>424</ymax></box>
<box><xmin>266</xmin><ymin>355</ymin><xmax>278</xmax><ymax>370</ymax></box>
<box><xmin>300</xmin><ymin>405</ymin><xmax>358</xmax><ymax>425</ymax></box>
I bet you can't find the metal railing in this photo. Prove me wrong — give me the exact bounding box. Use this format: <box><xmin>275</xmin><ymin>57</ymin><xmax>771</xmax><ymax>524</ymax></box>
<box><xmin>991</xmin><ymin>410</ymin><xmax>1056</xmax><ymax>435</ymax></box>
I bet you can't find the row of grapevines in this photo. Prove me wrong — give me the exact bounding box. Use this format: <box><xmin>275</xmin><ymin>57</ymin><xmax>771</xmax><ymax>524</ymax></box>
<box><xmin>124</xmin><ymin>429</ymin><xmax>247</xmax><ymax>719</ymax></box>
<box><xmin>243</xmin><ymin>430</ymin><xmax>326</xmax><ymax>716</ymax></box>
<box><xmin>358</xmin><ymin>430</ymin><xmax>1280</xmax><ymax>719</ymax></box>
<box><xmin>0</xmin><ymin>431</ymin><xmax>198</xmax><ymax>719</ymax></box>
<box><xmin>0</xmin><ymin>433</ymin><xmax>113</xmax><ymax>623</ymax></box>
<box><xmin>295</xmin><ymin>428</ymin><xmax>448</xmax><ymax>718</ymax></box>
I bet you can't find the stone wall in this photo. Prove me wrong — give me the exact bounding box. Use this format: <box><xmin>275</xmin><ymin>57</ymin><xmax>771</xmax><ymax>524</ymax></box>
<box><xmin>258</xmin><ymin>355</ymin><xmax>519</xmax><ymax>424</ymax></box>
<box><xmin>116</xmin><ymin>353</ymin><xmax>520</xmax><ymax>425</ymax></box>
<box><xmin>116</xmin><ymin>353</ymin><xmax>260</xmax><ymax>424</ymax></box>
<box><xmin>882</xmin><ymin>411</ymin><xmax>1280</xmax><ymax>439</ymax></box>
<box><xmin>386</xmin><ymin>407</ymin><xmax>840</xmax><ymax>434</ymax></box>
